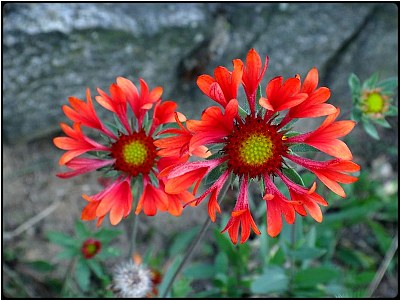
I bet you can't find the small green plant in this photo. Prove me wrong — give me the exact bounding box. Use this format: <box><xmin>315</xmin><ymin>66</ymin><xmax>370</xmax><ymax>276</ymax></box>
<box><xmin>348</xmin><ymin>72</ymin><xmax>398</xmax><ymax>139</ymax></box>
<box><xmin>47</xmin><ymin>221</ymin><xmax>122</xmax><ymax>296</ymax></box>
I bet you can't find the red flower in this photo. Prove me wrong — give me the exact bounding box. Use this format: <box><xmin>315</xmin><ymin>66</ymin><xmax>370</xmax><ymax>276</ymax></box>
<box><xmin>81</xmin><ymin>238</ymin><xmax>102</xmax><ymax>259</ymax></box>
<box><xmin>186</xmin><ymin>99</ymin><xmax>238</xmax><ymax>152</ymax></box>
<box><xmin>115</xmin><ymin>77</ymin><xmax>162</xmax><ymax>128</ymax></box>
<box><xmin>163</xmin><ymin>159</ymin><xmax>224</xmax><ymax>195</ymax></box>
<box><xmin>263</xmin><ymin>175</ymin><xmax>296</xmax><ymax>237</ymax></box>
<box><xmin>154</xmin><ymin>113</ymin><xmax>210</xmax><ymax>159</ymax></box>
<box><xmin>82</xmin><ymin>177</ymin><xmax>132</xmax><ymax>226</ymax></box>
<box><xmin>289</xmin><ymin>67</ymin><xmax>337</xmax><ymax>118</ymax></box>
<box><xmin>286</xmin><ymin>108</ymin><xmax>356</xmax><ymax>160</ymax></box>
<box><xmin>53</xmin><ymin>123</ymin><xmax>110</xmax><ymax>165</ymax></box>
<box><xmin>277</xmin><ymin>171</ymin><xmax>328</xmax><ymax>222</ymax></box>
<box><xmin>197</xmin><ymin>59</ymin><xmax>243</xmax><ymax>108</ymax></box>
<box><xmin>285</xmin><ymin>154</ymin><xmax>360</xmax><ymax>198</ymax></box>
<box><xmin>157</xmin><ymin>48</ymin><xmax>359</xmax><ymax>243</ymax></box>
<box><xmin>242</xmin><ymin>48</ymin><xmax>269</xmax><ymax>114</ymax></box>
<box><xmin>221</xmin><ymin>177</ymin><xmax>261</xmax><ymax>244</ymax></box>
<box><xmin>259</xmin><ymin>76</ymin><xmax>308</xmax><ymax>112</ymax></box>
<box><xmin>54</xmin><ymin>77</ymin><xmax>189</xmax><ymax>226</ymax></box>
<box><xmin>62</xmin><ymin>89</ymin><xmax>116</xmax><ymax>139</ymax></box>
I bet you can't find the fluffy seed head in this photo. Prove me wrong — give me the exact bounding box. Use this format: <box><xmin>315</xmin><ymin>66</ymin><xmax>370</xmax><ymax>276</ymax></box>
<box><xmin>110</xmin><ymin>261</ymin><xmax>152</xmax><ymax>298</ymax></box>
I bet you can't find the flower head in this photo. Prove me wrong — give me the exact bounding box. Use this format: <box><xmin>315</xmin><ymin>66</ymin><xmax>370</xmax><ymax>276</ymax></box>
<box><xmin>81</xmin><ymin>238</ymin><xmax>102</xmax><ymax>259</ymax></box>
<box><xmin>110</xmin><ymin>260</ymin><xmax>152</xmax><ymax>298</ymax></box>
<box><xmin>348</xmin><ymin>72</ymin><xmax>398</xmax><ymax>140</ymax></box>
<box><xmin>157</xmin><ymin>48</ymin><xmax>360</xmax><ymax>244</ymax></box>
<box><xmin>54</xmin><ymin>77</ymin><xmax>190</xmax><ymax>226</ymax></box>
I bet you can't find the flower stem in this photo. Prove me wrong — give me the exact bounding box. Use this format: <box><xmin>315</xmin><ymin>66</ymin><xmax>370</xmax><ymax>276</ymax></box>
<box><xmin>128</xmin><ymin>197</ymin><xmax>140</xmax><ymax>259</ymax></box>
<box><xmin>288</xmin><ymin>221</ymin><xmax>296</xmax><ymax>296</ymax></box>
<box><xmin>365</xmin><ymin>231</ymin><xmax>398</xmax><ymax>297</ymax></box>
<box><xmin>160</xmin><ymin>177</ymin><xmax>231</xmax><ymax>298</ymax></box>
<box><xmin>61</xmin><ymin>257</ymin><xmax>77</xmax><ymax>296</ymax></box>
<box><xmin>128</xmin><ymin>212</ymin><xmax>140</xmax><ymax>259</ymax></box>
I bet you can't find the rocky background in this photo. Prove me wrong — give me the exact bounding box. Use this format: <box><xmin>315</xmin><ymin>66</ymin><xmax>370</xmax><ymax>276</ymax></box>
<box><xmin>2</xmin><ymin>2</ymin><xmax>398</xmax><ymax>297</ymax></box>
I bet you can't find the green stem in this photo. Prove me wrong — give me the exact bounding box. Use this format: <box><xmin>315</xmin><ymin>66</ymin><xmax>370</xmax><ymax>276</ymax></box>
<box><xmin>289</xmin><ymin>221</ymin><xmax>296</xmax><ymax>296</ymax></box>
<box><xmin>128</xmin><ymin>211</ymin><xmax>140</xmax><ymax>259</ymax></box>
<box><xmin>128</xmin><ymin>187</ymin><xmax>140</xmax><ymax>259</ymax></box>
<box><xmin>61</xmin><ymin>257</ymin><xmax>77</xmax><ymax>296</ymax></box>
<box><xmin>160</xmin><ymin>177</ymin><xmax>231</xmax><ymax>298</ymax></box>
<box><xmin>365</xmin><ymin>231</ymin><xmax>398</xmax><ymax>297</ymax></box>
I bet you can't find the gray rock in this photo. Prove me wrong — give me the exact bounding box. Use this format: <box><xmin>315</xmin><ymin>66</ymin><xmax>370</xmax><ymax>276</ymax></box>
<box><xmin>2</xmin><ymin>3</ymin><xmax>397</xmax><ymax>146</ymax></box>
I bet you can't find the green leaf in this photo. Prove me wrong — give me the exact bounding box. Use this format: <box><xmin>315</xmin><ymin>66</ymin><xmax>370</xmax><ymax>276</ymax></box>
<box><xmin>324</xmin><ymin>201</ymin><xmax>382</xmax><ymax>224</ymax></box>
<box><xmin>238</xmin><ymin>105</ymin><xmax>248</xmax><ymax>118</ymax></box>
<box><xmin>215</xmin><ymin>252</ymin><xmax>229</xmax><ymax>274</ymax></box>
<box><xmin>348</xmin><ymin>73</ymin><xmax>361</xmax><ymax>98</ymax></box>
<box><xmin>25</xmin><ymin>260</ymin><xmax>55</xmax><ymax>272</ymax></box>
<box><xmin>254</xmin><ymin>84</ymin><xmax>264</xmax><ymax>114</ymax></box>
<box><xmin>158</xmin><ymin>255</ymin><xmax>183</xmax><ymax>298</ymax></box>
<box><xmin>289</xmin><ymin>246</ymin><xmax>327</xmax><ymax>260</ymax></box>
<box><xmin>376</xmin><ymin>77</ymin><xmax>398</xmax><ymax>93</ymax></box>
<box><xmin>259</xmin><ymin>224</ymin><xmax>269</xmax><ymax>267</ymax></box>
<box><xmin>93</xmin><ymin>228</ymin><xmax>122</xmax><ymax>244</ymax></box>
<box><xmin>86</xmin><ymin>259</ymin><xmax>105</xmax><ymax>279</ymax></box>
<box><xmin>293</xmin><ymin>266</ymin><xmax>340</xmax><ymax>288</ymax></box>
<box><xmin>55</xmin><ymin>248</ymin><xmax>80</xmax><ymax>260</ymax></box>
<box><xmin>75</xmin><ymin>258</ymin><xmax>91</xmax><ymax>292</ymax></box>
<box><xmin>268</xmin><ymin>246</ymin><xmax>286</xmax><ymax>266</ymax></box>
<box><xmin>371</xmin><ymin>117</ymin><xmax>391</xmax><ymax>128</ymax></box>
<box><xmin>305</xmin><ymin>226</ymin><xmax>317</xmax><ymax>248</ymax></box>
<box><xmin>104</xmin><ymin>120</ymin><xmax>122</xmax><ymax>137</ymax></box>
<box><xmin>214</xmin><ymin>229</ymin><xmax>236</xmax><ymax>262</ymax></box>
<box><xmin>47</xmin><ymin>231</ymin><xmax>77</xmax><ymax>248</ymax></box>
<box><xmin>95</xmin><ymin>246</ymin><xmax>121</xmax><ymax>259</ymax></box>
<box><xmin>169</xmin><ymin>226</ymin><xmax>199</xmax><ymax>257</ymax></box>
<box><xmin>284</xmin><ymin>131</ymin><xmax>301</xmax><ymax>138</ymax></box>
<box><xmin>336</xmin><ymin>248</ymin><xmax>374</xmax><ymax>269</ymax></box>
<box><xmin>205</xmin><ymin>163</ymin><xmax>227</xmax><ymax>186</ymax></box>
<box><xmin>250</xmin><ymin>266</ymin><xmax>289</xmax><ymax>294</ymax></box>
<box><xmin>182</xmin><ymin>263</ymin><xmax>215</xmax><ymax>279</ymax></box>
<box><xmin>362</xmin><ymin>72</ymin><xmax>379</xmax><ymax>89</ymax></box>
<box><xmin>282</xmin><ymin>167</ymin><xmax>305</xmax><ymax>187</ymax></box>
<box><xmin>74</xmin><ymin>221</ymin><xmax>89</xmax><ymax>237</ymax></box>
<box><xmin>191</xmin><ymin>289</ymin><xmax>221</xmax><ymax>298</ymax></box>
<box><xmin>386</xmin><ymin>105</ymin><xmax>398</xmax><ymax>116</ymax></box>
<box><xmin>288</xmin><ymin>144</ymin><xmax>318</xmax><ymax>153</ymax></box>
<box><xmin>256</xmin><ymin>84</ymin><xmax>263</xmax><ymax>101</ymax></box>
<box><xmin>172</xmin><ymin>277</ymin><xmax>192</xmax><ymax>298</ymax></box>
<box><xmin>367</xmin><ymin>220</ymin><xmax>392</xmax><ymax>255</ymax></box>
<box><xmin>351</xmin><ymin>107</ymin><xmax>363</xmax><ymax>122</ymax></box>
<box><xmin>280</xmin><ymin>119</ymin><xmax>298</xmax><ymax>131</ymax></box>
<box><xmin>362</xmin><ymin>119</ymin><xmax>380</xmax><ymax>140</ymax></box>
<box><xmin>345</xmin><ymin>270</ymin><xmax>375</xmax><ymax>288</ymax></box>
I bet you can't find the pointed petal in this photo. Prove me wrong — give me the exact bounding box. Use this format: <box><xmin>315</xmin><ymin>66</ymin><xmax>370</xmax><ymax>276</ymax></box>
<box><xmin>306</xmin><ymin>139</ymin><xmax>353</xmax><ymax>160</ymax></box>
<box><xmin>301</xmin><ymin>67</ymin><xmax>319</xmax><ymax>94</ymax></box>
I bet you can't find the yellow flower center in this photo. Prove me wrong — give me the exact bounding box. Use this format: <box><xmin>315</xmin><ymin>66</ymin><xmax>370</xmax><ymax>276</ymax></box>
<box><xmin>239</xmin><ymin>134</ymin><xmax>273</xmax><ymax>166</ymax></box>
<box><xmin>86</xmin><ymin>244</ymin><xmax>97</xmax><ymax>255</ymax></box>
<box><xmin>223</xmin><ymin>116</ymin><xmax>287</xmax><ymax>179</ymax></box>
<box><xmin>122</xmin><ymin>141</ymin><xmax>148</xmax><ymax>166</ymax></box>
<box><xmin>365</xmin><ymin>92</ymin><xmax>384</xmax><ymax>113</ymax></box>
<box><xmin>110</xmin><ymin>130</ymin><xmax>157</xmax><ymax>177</ymax></box>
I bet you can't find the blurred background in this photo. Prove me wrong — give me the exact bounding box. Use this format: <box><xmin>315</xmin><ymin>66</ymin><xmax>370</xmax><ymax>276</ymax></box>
<box><xmin>2</xmin><ymin>2</ymin><xmax>398</xmax><ymax>297</ymax></box>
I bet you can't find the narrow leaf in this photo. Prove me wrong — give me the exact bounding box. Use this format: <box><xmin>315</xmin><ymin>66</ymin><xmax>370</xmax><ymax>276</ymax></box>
<box><xmin>377</xmin><ymin>77</ymin><xmax>398</xmax><ymax>93</ymax></box>
<box><xmin>282</xmin><ymin>167</ymin><xmax>305</xmax><ymax>187</ymax></box>
<box><xmin>75</xmin><ymin>258</ymin><xmax>91</xmax><ymax>292</ymax></box>
<box><xmin>362</xmin><ymin>119</ymin><xmax>380</xmax><ymax>140</ymax></box>
<box><xmin>250</xmin><ymin>266</ymin><xmax>289</xmax><ymax>294</ymax></box>
<box><xmin>362</xmin><ymin>72</ymin><xmax>379</xmax><ymax>89</ymax></box>
<box><xmin>348</xmin><ymin>73</ymin><xmax>361</xmax><ymax>98</ymax></box>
